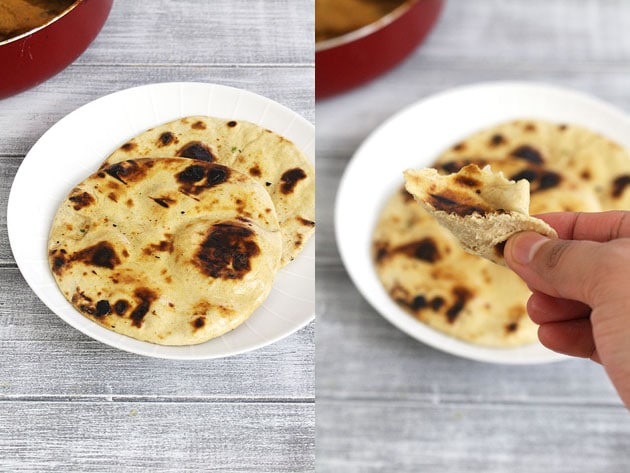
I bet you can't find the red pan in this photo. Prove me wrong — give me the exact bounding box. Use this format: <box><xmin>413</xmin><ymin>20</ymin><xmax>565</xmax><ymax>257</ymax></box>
<box><xmin>316</xmin><ymin>0</ymin><xmax>444</xmax><ymax>100</ymax></box>
<box><xmin>0</xmin><ymin>0</ymin><xmax>114</xmax><ymax>99</ymax></box>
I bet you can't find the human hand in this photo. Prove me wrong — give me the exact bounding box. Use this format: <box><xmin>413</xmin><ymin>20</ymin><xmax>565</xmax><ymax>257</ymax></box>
<box><xmin>504</xmin><ymin>211</ymin><xmax>630</xmax><ymax>409</ymax></box>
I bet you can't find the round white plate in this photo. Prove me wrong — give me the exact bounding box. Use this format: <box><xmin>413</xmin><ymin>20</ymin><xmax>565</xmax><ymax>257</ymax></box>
<box><xmin>8</xmin><ymin>82</ymin><xmax>315</xmax><ymax>360</ymax></box>
<box><xmin>335</xmin><ymin>81</ymin><xmax>630</xmax><ymax>364</ymax></box>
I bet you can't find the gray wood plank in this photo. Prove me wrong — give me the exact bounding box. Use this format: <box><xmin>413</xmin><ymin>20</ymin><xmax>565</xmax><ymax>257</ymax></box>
<box><xmin>420</xmin><ymin>0</ymin><xmax>630</xmax><ymax>65</ymax></box>
<box><xmin>317</xmin><ymin>399</ymin><xmax>630</xmax><ymax>473</ymax></box>
<box><xmin>0</xmin><ymin>158</ymin><xmax>17</xmax><ymax>265</ymax></box>
<box><xmin>0</xmin><ymin>65</ymin><xmax>314</xmax><ymax>158</ymax></box>
<box><xmin>0</xmin><ymin>401</ymin><xmax>314</xmax><ymax>473</ymax></box>
<box><xmin>80</xmin><ymin>0</ymin><xmax>313</xmax><ymax>65</ymax></box>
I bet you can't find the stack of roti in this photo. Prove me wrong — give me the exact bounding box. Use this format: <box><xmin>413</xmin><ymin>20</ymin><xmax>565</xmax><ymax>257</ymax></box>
<box><xmin>48</xmin><ymin>116</ymin><xmax>314</xmax><ymax>346</ymax></box>
<box><xmin>373</xmin><ymin>119</ymin><xmax>630</xmax><ymax>347</ymax></box>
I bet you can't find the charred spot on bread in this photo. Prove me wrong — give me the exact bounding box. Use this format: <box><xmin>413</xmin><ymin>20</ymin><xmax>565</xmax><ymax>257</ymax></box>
<box><xmin>431</xmin><ymin>296</ymin><xmax>445</xmax><ymax>311</ymax></box>
<box><xmin>104</xmin><ymin>160</ymin><xmax>148</xmax><ymax>185</ymax></box>
<box><xmin>114</xmin><ymin>300</ymin><xmax>129</xmax><ymax>315</ymax></box>
<box><xmin>207</xmin><ymin>166</ymin><xmax>229</xmax><ymax>187</ymax></box>
<box><xmin>158</xmin><ymin>131</ymin><xmax>176</xmax><ymax>147</ymax></box>
<box><xmin>489</xmin><ymin>134</ymin><xmax>506</xmax><ymax>146</ymax></box>
<box><xmin>612</xmin><ymin>175</ymin><xmax>630</xmax><ymax>198</ymax></box>
<box><xmin>510</xmin><ymin>169</ymin><xmax>537</xmax><ymax>183</ymax></box>
<box><xmin>524</xmin><ymin>123</ymin><xmax>537</xmax><ymax>132</ymax></box>
<box><xmin>176</xmin><ymin>163</ymin><xmax>230</xmax><ymax>195</ymax></box>
<box><xmin>192</xmin><ymin>316</ymin><xmax>206</xmax><ymax>330</ymax></box>
<box><xmin>68</xmin><ymin>191</ymin><xmax>95</xmax><ymax>211</ymax></box>
<box><xmin>177</xmin><ymin>141</ymin><xmax>215</xmax><ymax>162</ymax></box>
<box><xmin>454</xmin><ymin>174</ymin><xmax>482</xmax><ymax>188</ymax></box>
<box><xmin>177</xmin><ymin>164</ymin><xmax>206</xmax><ymax>182</ymax></box>
<box><xmin>446</xmin><ymin>287</ymin><xmax>472</xmax><ymax>323</ymax></box>
<box><xmin>120</xmin><ymin>142</ymin><xmax>136</xmax><ymax>152</ymax></box>
<box><xmin>151</xmin><ymin>196</ymin><xmax>175</xmax><ymax>208</ymax></box>
<box><xmin>130</xmin><ymin>288</ymin><xmax>158</xmax><ymax>328</ymax></box>
<box><xmin>510</xmin><ymin>168</ymin><xmax>562</xmax><ymax>193</ymax></box>
<box><xmin>280</xmin><ymin>168</ymin><xmax>307</xmax><ymax>194</ymax></box>
<box><xmin>297</xmin><ymin>217</ymin><xmax>315</xmax><ymax>227</ymax></box>
<box><xmin>428</xmin><ymin>192</ymin><xmax>488</xmax><ymax>217</ymax></box>
<box><xmin>404</xmin><ymin>238</ymin><xmax>440</xmax><ymax>263</ymax></box>
<box><xmin>194</xmin><ymin>222</ymin><xmax>260</xmax><ymax>280</ymax></box>
<box><xmin>506</xmin><ymin>322</ymin><xmax>519</xmax><ymax>333</ymax></box>
<box><xmin>95</xmin><ymin>300</ymin><xmax>111</xmax><ymax>318</ymax></box>
<box><xmin>376</xmin><ymin>238</ymin><xmax>441</xmax><ymax>264</ymax></box>
<box><xmin>373</xmin><ymin>242</ymin><xmax>388</xmax><ymax>264</ymax></box>
<box><xmin>538</xmin><ymin>171</ymin><xmax>561</xmax><ymax>191</ymax></box>
<box><xmin>51</xmin><ymin>241</ymin><xmax>122</xmax><ymax>275</ymax></box>
<box><xmin>510</xmin><ymin>145</ymin><xmax>544</xmax><ymax>164</ymax></box>
<box><xmin>143</xmin><ymin>239</ymin><xmax>174</xmax><ymax>255</ymax></box>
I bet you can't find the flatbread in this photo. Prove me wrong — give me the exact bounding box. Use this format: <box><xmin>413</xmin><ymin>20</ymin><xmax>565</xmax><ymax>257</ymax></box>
<box><xmin>437</xmin><ymin>119</ymin><xmax>630</xmax><ymax>210</ymax></box>
<box><xmin>373</xmin><ymin>186</ymin><xmax>537</xmax><ymax>347</ymax></box>
<box><xmin>48</xmin><ymin>158</ymin><xmax>282</xmax><ymax>346</ymax></box>
<box><xmin>373</xmin><ymin>119</ymin><xmax>630</xmax><ymax>347</ymax></box>
<box><xmin>101</xmin><ymin>116</ymin><xmax>315</xmax><ymax>267</ymax></box>
<box><xmin>403</xmin><ymin>164</ymin><xmax>557</xmax><ymax>265</ymax></box>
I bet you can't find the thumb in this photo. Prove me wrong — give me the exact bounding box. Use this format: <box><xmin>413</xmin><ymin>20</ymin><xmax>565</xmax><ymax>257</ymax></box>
<box><xmin>504</xmin><ymin>232</ymin><xmax>603</xmax><ymax>305</ymax></box>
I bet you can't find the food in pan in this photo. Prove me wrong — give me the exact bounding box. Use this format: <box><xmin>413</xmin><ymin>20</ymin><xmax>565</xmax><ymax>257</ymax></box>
<box><xmin>0</xmin><ymin>0</ymin><xmax>74</xmax><ymax>41</ymax></box>
<box><xmin>315</xmin><ymin>0</ymin><xmax>407</xmax><ymax>42</ymax></box>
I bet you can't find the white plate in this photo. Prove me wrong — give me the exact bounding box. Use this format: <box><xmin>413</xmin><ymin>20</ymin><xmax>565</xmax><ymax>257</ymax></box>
<box><xmin>335</xmin><ymin>81</ymin><xmax>630</xmax><ymax>364</ymax></box>
<box><xmin>8</xmin><ymin>82</ymin><xmax>315</xmax><ymax>360</ymax></box>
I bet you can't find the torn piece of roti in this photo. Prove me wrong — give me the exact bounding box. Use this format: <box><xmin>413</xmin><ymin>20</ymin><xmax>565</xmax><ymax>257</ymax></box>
<box><xmin>403</xmin><ymin>163</ymin><xmax>557</xmax><ymax>265</ymax></box>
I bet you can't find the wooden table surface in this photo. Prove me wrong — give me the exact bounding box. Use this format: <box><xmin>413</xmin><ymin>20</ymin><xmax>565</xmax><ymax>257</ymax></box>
<box><xmin>0</xmin><ymin>1</ymin><xmax>314</xmax><ymax>472</ymax></box>
<box><xmin>316</xmin><ymin>0</ymin><xmax>630</xmax><ymax>471</ymax></box>
<box><xmin>4</xmin><ymin>1</ymin><xmax>630</xmax><ymax>472</ymax></box>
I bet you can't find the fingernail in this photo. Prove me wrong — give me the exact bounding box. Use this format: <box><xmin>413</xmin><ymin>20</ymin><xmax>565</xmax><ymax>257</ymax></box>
<box><xmin>510</xmin><ymin>232</ymin><xmax>550</xmax><ymax>265</ymax></box>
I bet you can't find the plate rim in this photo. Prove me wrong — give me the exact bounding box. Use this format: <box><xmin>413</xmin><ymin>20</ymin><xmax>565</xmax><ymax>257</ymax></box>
<box><xmin>7</xmin><ymin>81</ymin><xmax>315</xmax><ymax>360</ymax></box>
<box><xmin>335</xmin><ymin>80</ymin><xmax>630</xmax><ymax>364</ymax></box>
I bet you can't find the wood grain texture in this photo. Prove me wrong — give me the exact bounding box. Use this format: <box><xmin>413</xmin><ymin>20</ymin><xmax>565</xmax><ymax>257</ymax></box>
<box><xmin>0</xmin><ymin>402</ymin><xmax>314</xmax><ymax>473</ymax></box>
<box><xmin>0</xmin><ymin>66</ymin><xmax>314</xmax><ymax>157</ymax></box>
<box><xmin>316</xmin><ymin>0</ymin><xmax>630</xmax><ymax>471</ymax></box>
<box><xmin>80</xmin><ymin>0</ymin><xmax>314</xmax><ymax>65</ymax></box>
<box><xmin>317</xmin><ymin>400</ymin><xmax>630</xmax><ymax>473</ymax></box>
<box><xmin>0</xmin><ymin>0</ymin><xmax>314</xmax><ymax>471</ymax></box>
<box><xmin>420</xmin><ymin>0</ymin><xmax>630</xmax><ymax>64</ymax></box>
